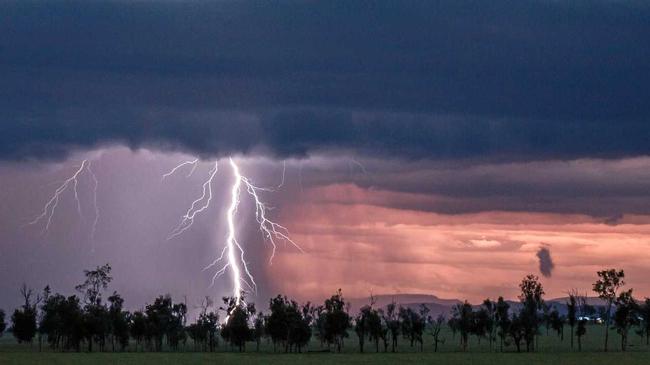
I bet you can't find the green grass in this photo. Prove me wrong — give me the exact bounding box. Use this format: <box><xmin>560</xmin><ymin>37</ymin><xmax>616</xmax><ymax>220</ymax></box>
<box><xmin>2</xmin><ymin>325</ymin><xmax>650</xmax><ymax>364</ymax></box>
<box><xmin>2</xmin><ymin>352</ymin><xmax>650</xmax><ymax>365</ymax></box>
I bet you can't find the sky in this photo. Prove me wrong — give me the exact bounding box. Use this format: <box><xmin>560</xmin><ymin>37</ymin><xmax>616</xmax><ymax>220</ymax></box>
<box><xmin>1</xmin><ymin>1</ymin><xmax>650</xmax><ymax>313</ymax></box>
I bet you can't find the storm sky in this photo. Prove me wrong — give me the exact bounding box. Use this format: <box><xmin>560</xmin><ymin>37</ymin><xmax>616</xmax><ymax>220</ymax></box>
<box><xmin>1</xmin><ymin>1</ymin><xmax>650</xmax><ymax>312</ymax></box>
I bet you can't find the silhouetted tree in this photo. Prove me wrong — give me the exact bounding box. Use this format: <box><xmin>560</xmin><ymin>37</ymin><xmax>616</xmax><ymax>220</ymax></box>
<box><xmin>252</xmin><ymin>312</ymin><xmax>265</xmax><ymax>351</ymax></box>
<box><xmin>367</xmin><ymin>306</ymin><xmax>384</xmax><ymax>353</ymax></box>
<box><xmin>12</xmin><ymin>284</ymin><xmax>39</xmax><ymax>344</ymax></box>
<box><xmin>495</xmin><ymin>297</ymin><xmax>510</xmax><ymax>352</ymax></box>
<box><xmin>518</xmin><ymin>275</ymin><xmax>544</xmax><ymax>352</ymax></box>
<box><xmin>429</xmin><ymin>314</ymin><xmax>445</xmax><ymax>352</ymax></box>
<box><xmin>508</xmin><ymin>312</ymin><xmax>526</xmax><ymax>352</ymax></box>
<box><xmin>382</xmin><ymin>300</ymin><xmax>401</xmax><ymax>352</ymax></box>
<box><xmin>566</xmin><ymin>292</ymin><xmax>578</xmax><ymax>349</ymax></box>
<box><xmin>399</xmin><ymin>306</ymin><xmax>425</xmax><ymax>351</ymax></box>
<box><xmin>613</xmin><ymin>289</ymin><xmax>639</xmax><ymax>352</ymax></box>
<box><xmin>549</xmin><ymin>309</ymin><xmax>565</xmax><ymax>341</ymax></box>
<box><xmin>451</xmin><ymin>301</ymin><xmax>473</xmax><ymax>351</ymax></box>
<box><xmin>107</xmin><ymin>292</ymin><xmax>130</xmax><ymax>351</ymax></box>
<box><xmin>220</xmin><ymin>296</ymin><xmax>254</xmax><ymax>352</ymax></box>
<box><xmin>482</xmin><ymin>299</ymin><xmax>497</xmax><ymax>350</ymax></box>
<box><xmin>76</xmin><ymin>264</ymin><xmax>112</xmax><ymax>352</ymax></box>
<box><xmin>593</xmin><ymin>268</ymin><xmax>626</xmax><ymax>352</ymax></box>
<box><xmin>321</xmin><ymin>289</ymin><xmax>350</xmax><ymax>352</ymax></box>
<box><xmin>144</xmin><ymin>295</ymin><xmax>186</xmax><ymax>351</ymax></box>
<box><xmin>129</xmin><ymin>311</ymin><xmax>146</xmax><ymax>351</ymax></box>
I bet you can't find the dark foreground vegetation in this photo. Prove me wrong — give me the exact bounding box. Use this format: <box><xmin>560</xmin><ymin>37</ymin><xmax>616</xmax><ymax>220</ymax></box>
<box><xmin>2</xmin><ymin>264</ymin><xmax>650</xmax><ymax>359</ymax></box>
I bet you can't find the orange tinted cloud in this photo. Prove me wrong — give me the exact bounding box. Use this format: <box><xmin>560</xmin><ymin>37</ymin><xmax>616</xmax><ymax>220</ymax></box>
<box><xmin>267</xmin><ymin>184</ymin><xmax>650</xmax><ymax>303</ymax></box>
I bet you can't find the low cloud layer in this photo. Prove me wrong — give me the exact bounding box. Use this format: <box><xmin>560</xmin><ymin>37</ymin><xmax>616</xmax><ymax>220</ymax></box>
<box><xmin>1</xmin><ymin>1</ymin><xmax>649</xmax><ymax>161</ymax></box>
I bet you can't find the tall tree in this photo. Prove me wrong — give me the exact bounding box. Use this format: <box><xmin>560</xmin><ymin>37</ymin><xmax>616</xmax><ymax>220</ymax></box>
<box><xmin>107</xmin><ymin>292</ymin><xmax>130</xmax><ymax>351</ymax></box>
<box><xmin>76</xmin><ymin>264</ymin><xmax>113</xmax><ymax>352</ymax></box>
<box><xmin>220</xmin><ymin>296</ymin><xmax>254</xmax><ymax>352</ymax></box>
<box><xmin>354</xmin><ymin>305</ymin><xmax>371</xmax><ymax>353</ymax></box>
<box><xmin>566</xmin><ymin>291</ymin><xmax>578</xmax><ymax>349</ymax></box>
<box><xmin>12</xmin><ymin>284</ymin><xmax>39</xmax><ymax>344</ymax></box>
<box><xmin>451</xmin><ymin>301</ymin><xmax>473</xmax><ymax>351</ymax></box>
<box><xmin>129</xmin><ymin>311</ymin><xmax>147</xmax><ymax>351</ymax></box>
<box><xmin>495</xmin><ymin>296</ymin><xmax>510</xmax><ymax>352</ymax></box>
<box><xmin>382</xmin><ymin>300</ymin><xmax>401</xmax><ymax>352</ymax></box>
<box><xmin>593</xmin><ymin>268</ymin><xmax>626</xmax><ymax>352</ymax></box>
<box><xmin>613</xmin><ymin>289</ymin><xmax>639</xmax><ymax>352</ymax></box>
<box><xmin>321</xmin><ymin>289</ymin><xmax>350</xmax><ymax>352</ymax></box>
<box><xmin>518</xmin><ymin>275</ymin><xmax>544</xmax><ymax>352</ymax></box>
<box><xmin>429</xmin><ymin>314</ymin><xmax>445</xmax><ymax>352</ymax></box>
<box><xmin>482</xmin><ymin>299</ymin><xmax>497</xmax><ymax>350</ymax></box>
<box><xmin>548</xmin><ymin>309</ymin><xmax>565</xmax><ymax>341</ymax></box>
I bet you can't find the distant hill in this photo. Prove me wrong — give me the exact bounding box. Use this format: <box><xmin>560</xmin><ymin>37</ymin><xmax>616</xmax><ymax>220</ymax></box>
<box><xmin>347</xmin><ymin>294</ymin><xmax>608</xmax><ymax>318</ymax></box>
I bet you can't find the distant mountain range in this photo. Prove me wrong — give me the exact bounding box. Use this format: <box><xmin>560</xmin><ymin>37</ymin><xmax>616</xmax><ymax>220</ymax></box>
<box><xmin>348</xmin><ymin>294</ymin><xmax>608</xmax><ymax>318</ymax></box>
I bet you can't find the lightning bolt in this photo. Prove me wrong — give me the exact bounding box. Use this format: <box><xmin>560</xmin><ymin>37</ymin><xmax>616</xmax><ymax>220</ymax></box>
<box><xmin>28</xmin><ymin>159</ymin><xmax>100</xmax><ymax>238</ymax></box>
<box><xmin>166</xmin><ymin>157</ymin><xmax>302</xmax><ymax>307</ymax></box>
<box><xmin>162</xmin><ymin>158</ymin><xmax>199</xmax><ymax>181</ymax></box>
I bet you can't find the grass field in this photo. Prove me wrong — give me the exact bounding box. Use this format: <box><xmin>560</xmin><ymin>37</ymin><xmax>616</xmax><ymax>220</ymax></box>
<box><xmin>2</xmin><ymin>325</ymin><xmax>650</xmax><ymax>364</ymax></box>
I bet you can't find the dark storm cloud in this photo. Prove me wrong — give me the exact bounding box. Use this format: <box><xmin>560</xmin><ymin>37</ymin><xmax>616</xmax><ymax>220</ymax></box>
<box><xmin>1</xmin><ymin>0</ymin><xmax>650</xmax><ymax>161</ymax></box>
<box><xmin>536</xmin><ymin>246</ymin><xmax>555</xmax><ymax>278</ymax></box>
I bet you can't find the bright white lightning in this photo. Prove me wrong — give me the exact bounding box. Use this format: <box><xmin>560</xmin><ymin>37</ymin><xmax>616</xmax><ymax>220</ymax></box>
<box><xmin>28</xmin><ymin>160</ymin><xmax>99</xmax><ymax>236</ymax></box>
<box><xmin>166</xmin><ymin>157</ymin><xmax>302</xmax><ymax>307</ymax></box>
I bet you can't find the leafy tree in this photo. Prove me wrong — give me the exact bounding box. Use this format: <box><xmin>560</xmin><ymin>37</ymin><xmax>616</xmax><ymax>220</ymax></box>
<box><xmin>366</xmin><ymin>306</ymin><xmax>384</xmax><ymax>353</ymax></box>
<box><xmin>107</xmin><ymin>292</ymin><xmax>130</xmax><ymax>351</ymax></box>
<box><xmin>382</xmin><ymin>300</ymin><xmax>401</xmax><ymax>352</ymax></box>
<box><xmin>399</xmin><ymin>306</ymin><xmax>425</xmax><ymax>351</ymax></box>
<box><xmin>593</xmin><ymin>268</ymin><xmax>626</xmax><ymax>352</ymax></box>
<box><xmin>613</xmin><ymin>289</ymin><xmax>639</xmax><ymax>351</ymax></box>
<box><xmin>144</xmin><ymin>295</ymin><xmax>186</xmax><ymax>351</ymax></box>
<box><xmin>451</xmin><ymin>301</ymin><xmax>473</xmax><ymax>351</ymax></box>
<box><xmin>220</xmin><ymin>296</ymin><xmax>254</xmax><ymax>352</ymax></box>
<box><xmin>129</xmin><ymin>310</ymin><xmax>147</xmax><ymax>351</ymax></box>
<box><xmin>189</xmin><ymin>296</ymin><xmax>219</xmax><ymax>352</ymax></box>
<box><xmin>12</xmin><ymin>284</ymin><xmax>39</xmax><ymax>344</ymax></box>
<box><xmin>75</xmin><ymin>264</ymin><xmax>112</xmax><ymax>306</ymax></box>
<box><xmin>76</xmin><ymin>264</ymin><xmax>112</xmax><ymax>352</ymax></box>
<box><xmin>508</xmin><ymin>312</ymin><xmax>526</xmax><ymax>352</ymax></box>
<box><xmin>518</xmin><ymin>275</ymin><xmax>544</xmax><ymax>352</ymax></box>
<box><xmin>548</xmin><ymin>309</ymin><xmax>565</xmax><ymax>341</ymax></box>
<box><xmin>252</xmin><ymin>312</ymin><xmax>265</xmax><ymax>351</ymax></box>
<box><xmin>321</xmin><ymin>289</ymin><xmax>350</xmax><ymax>352</ymax></box>
<box><xmin>354</xmin><ymin>305</ymin><xmax>371</xmax><ymax>353</ymax></box>
<box><xmin>288</xmin><ymin>302</ymin><xmax>313</xmax><ymax>353</ymax></box>
<box><xmin>202</xmin><ymin>311</ymin><xmax>220</xmax><ymax>351</ymax></box>
<box><xmin>495</xmin><ymin>297</ymin><xmax>510</xmax><ymax>352</ymax></box>
<box><xmin>265</xmin><ymin>295</ymin><xmax>312</xmax><ymax>353</ymax></box>
<box><xmin>266</xmin><ymin>295</ymin><xmax>291</xmax><ymax>351</ymax></box>
<box><xmin>39</xmin><ymin>290</ymin><xmax>84</xmax><ymax>352</ymax></box>
<box><xmin>482</xmin><ymin>299</ymin><xmax>497</xmax><ymax>350</ymax></box>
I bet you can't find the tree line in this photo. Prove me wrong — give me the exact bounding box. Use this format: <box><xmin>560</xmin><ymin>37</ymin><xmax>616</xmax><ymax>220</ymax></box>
<box><xmin>2</xmin><ymin>265</ymin><xmax>650</xmax><ymax>353</ymax></box>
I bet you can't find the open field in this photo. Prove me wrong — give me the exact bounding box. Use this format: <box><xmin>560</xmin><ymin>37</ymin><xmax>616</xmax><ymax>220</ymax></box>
<box><xmin>2</xmin><ymin>325</ymin><xmax>650</xmax><ymax>365</ymax></box>
<box><xmin>2</xmin><ymin>352</ymin><xmax>650</xmax><ymax>365</ymax></box>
